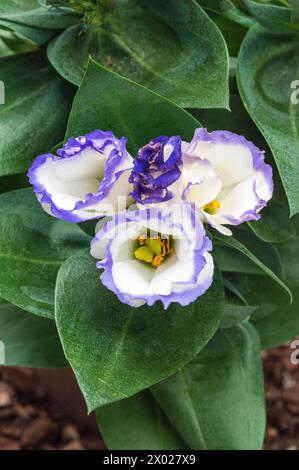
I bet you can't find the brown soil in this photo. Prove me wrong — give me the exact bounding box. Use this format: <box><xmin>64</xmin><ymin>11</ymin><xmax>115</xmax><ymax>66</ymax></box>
<box><xmin>264</xmin><ymin>342</ymin><xmax>299</xmax><ymax>450</ymax></box>
<box><xmin>0</xmin><ymin>367</ymin><xmax>105</xmax><ymax>450</ymax></box>
<box><xmin>0</xmin><ymin>342</ymin><xmax>298</xmax><ymax>450</ymax></box>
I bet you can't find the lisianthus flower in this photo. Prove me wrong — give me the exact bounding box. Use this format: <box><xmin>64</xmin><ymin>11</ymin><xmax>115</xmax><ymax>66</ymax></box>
<box><xmin>181</xmin><ymin>129</ymin><xmax>273</xmax><ymax>236</ymax></box>
<box><xmin>90</xmin><ymin>204</ymin><xmax>214</xmax><ymax>308</ymax></box>
<box><xmin>28</xmin><ymin>130</ymin><xmax>133</xmax><ymax>222</ymax></box>
<box><xmin>129</xmin><ymin>135</ymin><xmax>182</xmax><ymax>205</ymax></box>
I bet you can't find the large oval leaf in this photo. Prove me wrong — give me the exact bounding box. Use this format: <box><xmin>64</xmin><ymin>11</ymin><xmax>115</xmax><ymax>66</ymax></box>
<box><xmin>0</xmin><ymin>297</ymin><xmax>67</xmax><ymax>367</ymax></box>
<box><xmin>48</xmin><ymin>0</ymin><xmax>229</xmax><ymax>108</ymax></box>
<box><xmin>0</xmin><ymin>189</ymin><xmax>90</xmax><ymax>319</ymax></box>
<box><xmin>237</xmin><ymin>27</ymin><xmax>299</xmax><ymax>216</ymax></box>
<box><xmin>55</xmin><ymin>249</ymin><xmax>224</xmax><ymax>411</ymax></box>
<box><xmin>152</xmin><ymin>322</ymin><xmax>265</xmax><ymax>450</ymax></box>
<box><xmin>0</xmin><ymin>0</ymin><xmax>80</xmax><ymax>30</ymax></box>
<box><xmin>97</xmin><ymin>391</ymin><xmax>186</xmax><ymax>450</ymax></box>
<box><xmin>65</xmin><ymin>58</ymin><xmax>201</xmax><ymax>155</ymax></box>
<box><xmin>0</xmin><ymin>51</ymin><xmax>75</xmax><ymax>176</ymax></box>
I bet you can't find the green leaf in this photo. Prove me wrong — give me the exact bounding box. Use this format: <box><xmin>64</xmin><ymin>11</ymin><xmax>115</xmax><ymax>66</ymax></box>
<box><xmin>214</xmin><ymin>243</ymin><xmax>279</xmax><ymax>275</ymax></box>
<box><xmin>243</xmin><ymin>0</ymin><xmax>298</xmax><ymax>34</ymax></box>
<box><xmin>65</xmin><ymin>58</ymin><xmax>201</xmax><ymax>156</ymax></box>
<box><xmin>224</xmin><ymin>272</ymin><xmax>282</xmax><ymax>322</ymax></box>
<box><xmin>0</xmin><ymin>188</ymin><xmax>90</xmax><ymax>319</ymax></box>
<box><xmin>290</xmin><ymin>0</ymin><xmax>299</xmax><ymax>23</ymax></box>
<box><xmin>213</xmin><ymin>15</ymin><xmax>247</xmax><ymax>57</ymax></box>
<box><xmin>213</xmin><ymin>226</ymin><xmax>282</xmax><ymax>276</ymax></box>
<box><xmin>0</xmin><ymin>297</ymin><xmax>67</xmax><ymax>367</ymax></box>
<box><xmin>0</xmin><ymin>0</ymin><xmax>80</xmax><ymax>30</ymax></box>
<box><xmin>220</xmin><ymin>304</ymin><xmax>257</xmax><ymax>329</ymax></box>
<box><xmin>0</xmin><ymin>51</ymin><xmax>75</xmax><ymax>176</ymax></box>
<box><xmin>253</xmin><ymin>235</ymin><xmax>299</xmax><ymax>349</ymax></box>
<box><xmin>223</xmin><ymin>277</ymin><xmax>249</xmax><ymax>305</ymax></box>
<box><xmin>193</xmin><ymin>93</ymin><xmax>268</xmax><ymax>151</ymax></box>
<box><xmin>151</xmin><ymin>322</ymin><xmax>265</xmax><ymax>450</ymax></box>
<box><xmin>237</xmin><ymin>27</ymin><xmax>299</xmax><ymax>216</ymax></box>
<box><xmin>0</xmin><ymin>173</ymin><xmax>28</xmax><ymax>194</ymax></box>
<box><xmin>0</xmin><ymin>28</ymin><xmax>37</xmax><ymax>58</ymax></box>
<box><xmin>248</xmin><ymin>201</ymin><xmax>299</xmax><ymax>244</ymax></box>
<box><xmin>97</xmin><ymin>391</ymin><xmax>186</xmax><ymax>450</ymax></box>
<box><xmin>0</xmin><ymin>19</ymin><xmax>56</xmax><ymax>45</ymax></box>
<box><xmin>55</xmin><ymin>249</ymin><xmax>224</xmax><ymax>411</ymax></box>
<box><xmin>254</xmin><ymin>288</ymin><xmax>299</xmax><ymax>349</ymax></box>
<box><xmin>213</xmin><ymin>232</ymin><xmax>292</xmax><ymax>301</ymax></box>
<box><xmin>196</xmin><ymin>0</ymin><xmax>254</xmax><ymax>27</ymax></box>
<box><xmin>47</xmin><ymin>0</ymin><xmax>229</xmax><ymax>108</ymax></box>
<box><xmin>224</xmin><ymin>227</ymin><xmax>299</xmax><ymax>348</ymax></box>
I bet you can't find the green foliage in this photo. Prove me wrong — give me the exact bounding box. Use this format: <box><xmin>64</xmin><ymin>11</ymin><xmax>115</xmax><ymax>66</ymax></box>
<box><xmin>47</xmin><ymin>0</ymin><xmax>229</xmax><ymax>108</ymax></box>
<box><xmin>55</xmin><ymin>249</ymin><xmax>224</xmax><ymax>411</ymax></box>
<box><xmin>0</xmin><ymin>52</ymin><xmax>75</xmax><ymax>176</ymax></box>
<box><xmin>152</xmin><ymin>322</ymin><xmax>265</xmax><ymax>450</ymax></box>
<box><xmin>213</xmin><ymin>232</ymin><xmax>292</xmax><ymax>301</ymax></box>
<box><xmin>0</xmin><ymin>297</ymin><xmax>67</xmax><ymax>367</ymax></box>
<box><xmin>97</xmin><ymin>391</ymin><xmax>186</xmax><ymax>450</ymax></box>
<box><xmin>0</xmin><ymin>0</ymin><xmax>298</xmax><ymax>452</ymax></box>
<box><xmin>0</xmin><ymin>0</ymin><xmax>80</xmax><ymax>29</ymax></box>
<box><xmin>65</xmin><ymin>58</ymin><xmax>201</xmax><ymax>155</ymax></box>
<box><xmin>243</xmin><ymin>0</ymin><xmax>299</xmax><ymax>34</ymax></box>
<box><xmin>0</xmin><ymin>189</ymin><xmax>90</xmax><ymax>318</ymax></box>
<box><xmin>238</xmin><ymin>27</ymin><xmax>299</xmax><ymax>217</ymax></box>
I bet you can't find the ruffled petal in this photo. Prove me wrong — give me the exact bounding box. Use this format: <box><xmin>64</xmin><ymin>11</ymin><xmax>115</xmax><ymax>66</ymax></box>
<box><xmin>183</xmin><ymin>129</ymin><xmax>254</xmax><ymax>187</ymax></box>
<box><xmin>182</xmin><ymin>128</ymin><xmax>273</xmax><ymax>234</ymax></box>
<box><xmin>129</xmin><ymin>135</ymin><xmax>182</xmax><ymax>204</ymax></box>
<box><xmin>28</xmin><ymin>130</ymin><xmax>133</xmax><ymax>222</ymax></box>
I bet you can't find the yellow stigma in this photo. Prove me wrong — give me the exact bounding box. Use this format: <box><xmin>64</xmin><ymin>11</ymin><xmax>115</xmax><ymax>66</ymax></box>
<box><xmin>203</xmin><ymin>199</ymin><xmax>220</xmax><ymax>215</ymax></box>
<box><xmin>134</xmin><ymin>235</ymin><xmax>173</xmax><ymax>267</ymax></box>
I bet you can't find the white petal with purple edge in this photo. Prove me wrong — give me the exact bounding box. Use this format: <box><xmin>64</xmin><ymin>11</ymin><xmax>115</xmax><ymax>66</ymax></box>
<box><xmin>181</xmin><ymin>128</ymin><xmax>273</xmax><ymax>235</ymax></box>
<box><xmin>28</xmin><ymin>130</ymin><xmax>133</xmax><ymax>222</ymax></box>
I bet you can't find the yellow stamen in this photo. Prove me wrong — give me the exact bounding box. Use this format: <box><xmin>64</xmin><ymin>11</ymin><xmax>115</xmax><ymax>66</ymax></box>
<box><xmin>138</xmin><ymin>235</ymin><xmax>147</xmax><ymax>246</ymax></box>
<box><xmin>147</xmin><ymin>238</ymin><xmax>162</xmax><ymax>255</ymax></box>
<box><xmin>135</xmin><ymin>246</ymin><xmax>154</xmax><ymax>263</ymax></box>
<box><xmin>152</xmin><ymin>255</ymin><xmax>163</xmax><ymax>267</ymax></box>
<box><xmin>135</xmin><ymin>236</ymin><xmax>173</xmax><ymax>267</ymax></box>
<box><xmin>203</xmin><ymin>199</ymin><xmax>220</xmax><ymax>215</ymax></box>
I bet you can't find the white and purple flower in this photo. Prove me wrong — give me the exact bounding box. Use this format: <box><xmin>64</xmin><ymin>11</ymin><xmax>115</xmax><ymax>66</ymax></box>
<box><xmin>90</xmin><ymin>204</ymin><xmax>214</xmax><ymax>309</ymax></box>
<box><xmin>28</xmin><ymin>130</ymin><xmax>133</xmax><ymax>222</ymax></box>
<box><xmin>181</xmin><ymin>129</ymin><xmax>273</xmax><ymax>236</ymax></box>
<box><xmin>28</xmin><ymin>126</ymin><xmax>273</xmax><ymax>309</ymax></box>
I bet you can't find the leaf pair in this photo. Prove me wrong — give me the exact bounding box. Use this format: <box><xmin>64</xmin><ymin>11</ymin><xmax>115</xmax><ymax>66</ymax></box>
<box><xmin>99</xmin><ymin>322</ymin><xmax>265</xmax><ymax>450</ymax></box>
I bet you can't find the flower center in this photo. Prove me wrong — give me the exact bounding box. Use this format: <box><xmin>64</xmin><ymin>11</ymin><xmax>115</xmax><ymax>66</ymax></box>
<box><xmin>203</xmin><ymin>199</ymin><xmax>220</xmax><ymax>215</ymax></box>
<box><xmin>134</xmin><ymin>235</ymin><xmax>173</xmax><ymax>267</ymax></box>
